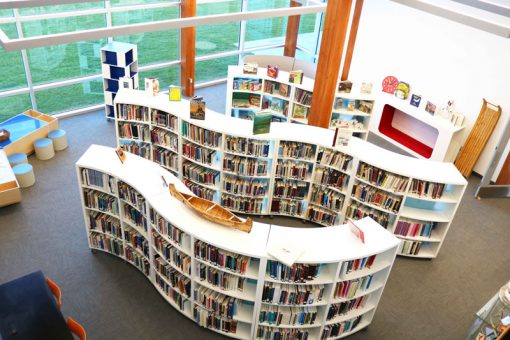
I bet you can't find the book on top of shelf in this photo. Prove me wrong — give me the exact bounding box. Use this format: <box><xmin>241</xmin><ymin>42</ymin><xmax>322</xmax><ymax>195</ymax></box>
<box><xmin>267</xmin><ymin>240</ymin><xmax>305</xmax><ymax>267</ymax></box>
<box><xmin>144</xmin><ymin>77</ymin><xmax>159</xmax><ymax>96</ymax></box>
<box><xmin>360</xmin><ymin>82</ymin><xmax>373</xmax><ymax>95</ymax></box>
<box><xmin>190</xmin><ymin>96</ymin><xmax>206</xmax><ymax>120</ymax></box>
<box><xmin>332</xmin><ymin>127</ymin><xmax>352</xmax><ymax>147</ymax></box>
<box><xmin>338</xmin><ymin>81</ymin><xmax>353</xmax><ymax>93</ymax></box>
<box><xmin>358</xmin><ymin>101</ymin><xmax>373</xmax><ymax>114</ymax></box>
<box><xmin>267</xmin><ymin>65</ymin><xmax>279</xmax><ymax>79</ymax></box>
<box><xmin>115</xmin><ymin>146</ymin><xmax>126</xmax><ymax>163</ymax></box>
<box><xmin>289</xmin><ymin>70</ymin><xmax>303</xmax><ymax>85</ymax></box>
<box><xmin>250</xmin><ymin>94</ymin><xmax>261</xmax><ymax>107</ymax></box>
<box><xmin>279</xmin><ymin>83</ymin><xmax>289</xmax><ymax>97</ymax></box>
<box><xmin>292</xmin><ymin>105</ymin><xmax>308</xmax><ymax>119</ymax></box>
<box><xmin>169</xmin><ymin>85</ymin><xmax>181</xmax><ymax>101</ymax></box>
<box><xmin>243</xmin><ymin>62</ymin><xmax>258</xmax><ymax>74</ymax></box>
<box><xmin>348</xmin><ymin>219</ymin><xmax>365</xmax><ymax>244</ymax></box>
<box><xmin>253</xmin><ymin>110</ymin><xmax>272</xmax><ymax>135</ymax></box>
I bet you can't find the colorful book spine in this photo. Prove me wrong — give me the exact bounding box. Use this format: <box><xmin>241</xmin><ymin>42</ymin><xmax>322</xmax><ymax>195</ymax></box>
<box><xmin>123</xmin><ymin>202</ymin><xmax>147</xmax><ymax>231</ymax></box>
<box><xmin>310</xmin><ymin>185</ymin><xmax>345</xmax><ymax>212</ymax></box>
<box><xmin>193</xmin><ymin>305</ymin><xmax>238</xmax><ymax>334</ymax></box>
<box><xmin>151</xmin><ymin>127</ymin><xmax>178</xmax><ymax>152</ymax></box>
<box><xmin>182</xmin><ymin>122</ymin><xmax>222</xmax><ymax>149</ymax></box>
<box><xmin>225</xmin><ymin>136</ymin><xmax>270</xmax><ymax>157</ymax></box>
<box><xmin>198</xmin><ymin>264</ymin><xmax>246</xmax><ymax>291</ymax></box>
<box><xmin>153</xmin><ymin>231</ymin><xmax>192</xmax><ymax>275</ymax></box>
<box><xmin>223</xmin><ymin>176</ymin><xmax>268</xmax><ymax>197</ymax></box>
<box><xmin>123</xmin><ymin>226</ymin><xmax>149</xmax><ymax>258</ymax></box>
<box><xmin>88</xmin><ymin>211</ymin><xmax>122</xmax><ymax>238</ymax></box>
<box><xmin>333</xmin><ymin>275</ymin><xmax>374</xmax><ymax>300</ymax></box>
<box><xmin>306</xmin><ymin>205</ymin><xmax>337</xmax><ymax>226</ymax></box>
<box><xmin>183</xmin><ymin>142</ymin><xmax>217</xmax><ymax>166</ymax></box>
<box><xmin>118</xmin><ymin>122</ymin><xmax>150</xmax><ymax>142</ymax></box>
<box><xmin>183</xmin><ymin>179</ymin><xmax>216</xmax><ymax>201</ymax></box>
<box><xmin>153</xmin><ymin>146</ymin><xmax>179</xmax><ymax>172</ymax></box>
<box><xmin>221</xmin><ymin>194</ymin><xmax>264</xmax><ymax>214</ymax></box>
<box><xmin>155</xmin><ymin>273</ymin><xmax>190</xmax><ymax>311</ymax></box>
<box><xmin>89</xmin><ymin>232</ymin><xmax>124</xmax><ymax>256</ymax></box>
<box><xmin>259</xmin><ymin>306</ymin><xmax>318</xmax><ymax>326</ymax></box>
<box><xmin>151</xmin><ymin>210</ymin><xmax>190</xmax><ymax>249</ymax></box>
<box><xmin>154</xmin><ymin>255</ymin><xmax>191</xmax><ymax>297</ymax></box>
<box><xmin>194</xmin><ymin>241</ymin><xmax>250</xmax><ymax>275</ymax></box>
<box><xmin>341</xmin><ymin>255</ymin><xmax>377</xmax><ymax>275</ymax></box>
<box><xmin>321</xmin><ymin>315</ymin><xmax>363</xmax><ymax>339</ymax></box>
<box><xmin>351</xmin><ymin>183</ymin><xmax>402</xmax><ymax>213</ymax></box>
<box><xmin>120</xmin><ymin>141</ymin><xmax>150</xmax><ymax>160</ymax></box>
<box><xmin>294</xmin><ymin>88</ymin><xmax>313</xmax><ymax>106</ymax></box>
<box><xmin>398</xmin><ymin>240</ymin><xmax>423</xmax><ymax>256</ymax></box>
<box><xmin>276</xmin><ymin>160</ymin><xmax>312</xmax><ymax>180</ymax></box>
<box><xmin>316</xmin><ymin>147</ymin><xmax>352</xmax><ymax>172</ymax></box>
<box><xmin>182</xmin><ymin>162</ymin><xmax>219</xmax><ymax>186</ymax></box>
<box><xmin>266</xmin><ymin>261</ymin><xmax>322</xmax><ymax>282</ymax></box>
<box><xmin>261</xmin><ymin>283</ymin><xmax>325</xmax><ymax>305</ymax></box>
<box><xmin>223</xmin><ymin>155</ymin><xmax>269</xmax><ymax>177</ymax></box>
<box><xmin>326</xmin><ymin>296</ymin><xmax>366</xmax><ymax>320</ymax></box>
<box><xmin>345</xmin><ymin>203</ymin><xmax>391</xmax><ymax>229</ymax></box>
<box><xmin>356</xmin><ymin>162</ymin><xmax>409</xmax><ymax>193</ymax></box>
<box><xmin>271</xmin><ymin>199</ymin><xmax>306</xmax><ymax>216</ymax></box>
<box><xmin>256</xmin><ymin>326</ymin><xmax>310</xmax><ymax>339</ymax></box>
<box><xmin>273</xmin><ymin>179</ymin><xmax>309</xmax><ymax>199</ymax></box>
<box><xmin>124</xmin><ymin>246</ymin><xmax>150</xmax><ymax>276</ymax></box>
<box><xmin>118</xmin><ymin>181</ymin><xmax>146</xmax><ymax>214</ymax></box>
<box><xmin>313</xmin><ymin>166</ymin><xmax>348</xmax><ymax>191</ymax></box>
<box><xmin>151</xmin><ymin>109</ymin><xmax>178</xmax><ymax>131</ymax></box>
<box><xmin>394</xmin><ymin>219</ymin><xmax>436</xmax><ymax>238</ymax></box>
<box><xmin>194</xmin><ymin>285</ymin><xmax>239</xmax><ymax>319</ymax></box>
<box><xmin>409</xmin><ymin>179</ymin><xmax>446</xmax><ymax>199</ymax></box>
<box><xmin>117</xmin><ymin>104</ymin><xmax>149</xmax><ymax>122</ymax></box>
<box><xmin>278</xmin><ymin>141</ymin><xmax>316</xmax><ymax>160</ymax></box>
<box><xmin>83</xmin><ymin>189</ymin><xmax>118</xmax><ymax>215</ymax></box>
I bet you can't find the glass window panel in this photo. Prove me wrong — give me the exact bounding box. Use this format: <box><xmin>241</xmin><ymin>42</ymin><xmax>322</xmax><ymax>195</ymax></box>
<box><xmin>195</xmin><ymin>55</ymin><xmax>238</xmax><ymax>83</ymax></box>
<box><xmin>111</xmin><ymin>0</ymin><xmax>177</xmax><ymax>6</ymax></box>
<box><xmin>196</xmin><ymin>0</ymin><xmax>241</xmax><ymax>57</ymax></box>
<box><xmin>19</xmin><ymin>2</ymin><xmax>104</xmax><ymax>15</ymax></box>
<box><xmin>0</xmin><ymin>24</ymin><xmax>27</xmax><ymax>91</ymax></box>
<box><xmin>112</xmin><ymin>7</ymin><xmax>179</xmax><ymax>65</ymax></box>
<box><xmin>35</xmin><ymin>79</ymin><xmax>104</xmax><ymax>114</ymax></box>
<box><xmin>241</xmin><ymin>47</ymin><xmax>284</xmax><ymax>61</ymax></box>
<box><xmin>22</xmin><ymin>14</ymin><xmax>106</xmax><ymax>37</ymax></box>
<box><xmin>295</xmin><ymin>49</ymin><xmax>316</xmax><ymax>63</ymax></box>
<box><xmin>0</xmin><ymin>93</ymin><xmax>32</xmax><ymax>122</ymax></box>
<box><xmin>245</xmin><ymin>0</ymin><xmax>288</xmax><ymax>49</ymax></box>
<box><xmin>297</xmin><ymin>13</ymin><xmax>319</xmax><ymax>52</ymax></box>
<box><xmin>0</xmin><ymin>9</ymin><xmax>13</xmax><ymax>17</ymax></box>
<box><xmin>139</xmin><ymin>65</ymin><xmax>179</xmax><ymax>90</ymax></box>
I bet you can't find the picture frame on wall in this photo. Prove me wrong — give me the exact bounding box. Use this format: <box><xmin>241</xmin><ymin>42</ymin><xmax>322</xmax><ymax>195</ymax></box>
<box><xmin>425</xmin><ymin>101</ymin><xmax>437</xmax><ymax>115</ymax></box>
<box><xmin>410</xmin><ymin>94</ymin><xmax>422</xmax><ymax>108</ymax></box>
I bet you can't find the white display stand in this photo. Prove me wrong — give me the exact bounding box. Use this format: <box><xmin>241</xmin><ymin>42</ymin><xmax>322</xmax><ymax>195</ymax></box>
<box><xmin>113</xmin><ymin>89</ymin><xmax>467</xmax><ymax>259</ymax></box>
<box><xmin>76</xmin><ymin>144</ymin><xmax>400</xmax><ymax>340</ymax></box>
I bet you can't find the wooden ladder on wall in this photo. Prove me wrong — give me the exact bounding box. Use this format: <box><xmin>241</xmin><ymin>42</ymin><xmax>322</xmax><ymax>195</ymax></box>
<box><xmin>454</xmin><ymin>99</ymin><xmax>502</xmax><ymax>177</ymax></box>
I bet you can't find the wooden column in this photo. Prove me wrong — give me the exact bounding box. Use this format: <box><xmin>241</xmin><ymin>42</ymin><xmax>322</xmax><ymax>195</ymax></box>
<box><xmin>181</xmin><ymin>0</ymin><xmax>196</xmax><ymax>97</ymax></box>
<box><xmin>284</xmin><ymin>0</ymin><xmax>302</xmax><ymax>58</ymax></box>
<box><xmin>341</xmin><ymin>0</ymin><xmax>364</xmax><ymax>81</ymax></box>
<box><xmin>308</xmin><ymin>0</ymin><xmax>353</xmax><ymax>128</ymax></box>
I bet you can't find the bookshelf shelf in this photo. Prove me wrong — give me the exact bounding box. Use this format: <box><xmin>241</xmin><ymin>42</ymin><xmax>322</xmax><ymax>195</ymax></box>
<box><xmin>257</xmin><ymin>322</ymin><xmax>322</xmax><ymax>329</ymax></box>
<box><xmin>325</xmin><ymin>305</ymin><xmax>376</xmax><ymax>326</ymax></box>
<box><xmin>114</xmin><ymin>89</ymin><xmax>467</xmax><ymax>258</ymax></box>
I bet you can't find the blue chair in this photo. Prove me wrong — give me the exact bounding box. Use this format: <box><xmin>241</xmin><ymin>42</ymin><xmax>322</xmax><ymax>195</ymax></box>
<box><xmin>48</xmin><ymin>129</ymin><xmax>68</xmax><ymax>151</ymax></box>
<box><xmin>34</xmin><ymin>138</ymin><xmax>54</xmax><ymax>160</ymax></box>
<box><xmin>13</xmin><ymin>163</ymin><xmax>35</xmax><ymax>188</ymax></box>
<box><xmin>8</xmin><ymin>152</ymin><xmax>27</xmax><ymax>166</ymax></box>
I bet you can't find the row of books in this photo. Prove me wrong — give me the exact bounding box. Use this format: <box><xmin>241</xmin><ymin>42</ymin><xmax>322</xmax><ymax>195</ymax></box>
<box><xmin>278</xmin><ymin>141</ymin><xmax>316</xmax><ymax>161</ymax></box>
<box><xmin>125</xmin><ymin>246</ymin><xmax>150</xmax><ymax>276</ymax></box>
<box><xmin>333</xmin><ymin>275</ymin><xmax>374</xmax><ymax>300</ymax></box>
<box><xmin>225</xmin><ymin>136</ymin><xmax>271</xmax><ymax>158</ymax></box>
<box><xmin>154</xmin><ymin>256</ymin><xmax>191</xmax><ymax>298</ymax></box>
<box><xmin>155</xmin><ymin>273</ymin><xmax>190</xmax><ymax>311</ymax></box>
<box><xmin>81</xmin><ymin>168</ymin><xmax>117</xmax><ymax>194</ymax></box>
<box><xmin>262</xmin><ymin>283</ymin><xmax>325</xmax><ymax>305</ymax></box>
<box><xmin>292</xmin><ymin>105</ymin><xmax>309</xmax><ymax>120</ymax></box>
<box><xmin>276</xmin><ymin>160</ymin><xmax>312</xmax><ymax>181</ymax></box>
<box><xmin>198</xmin><ymin>264</ymin><xmax>246</xmax><ymax>292</ymax></box>
<box><xmin>89</xmin><ymin>232</ymin><xmax>123</xmax><ymax>256</ymax></box>
<box><xmin>83</xmin><ymin>189</ymin><xmax>119</xmax><ymax>215</ymax></box>
<box><xmin>88</xmin><ymin>211</ymin><xmax>121</xmax><ymax>238</ymax></box>
<box><xmin>259</xmin><ymin>306</ymin><xmax>318</xmax><ymax>326</ymax></box>
<box><xmin>271</xmin><ymin>199</ymin><xmax>306</xmax><ymax>217</ymax></box>
<box><xmin>307</xmin><ymin>206</ymin><xmax>337</xmax><ymax>226</ymax></box>
<box><xmin>193</xmin><ymin>306</ymin><xmax>238</xmax><ymax>334</ymax></box>
<box><xmin>345</xmin><ymin>203</ymin><xmax>391</xmax><ymax>229</ymax></box>
<box><xmin>223</xmin><ymin>156</ymin><xmax>269</xmax><ymax>177</ymax></box>
<box><xmin>223</xmin><ymin>176</ymin><xmax>268</xmax><ymax>197</ymax></box>
<box><xmin>294</xmin><ymin>88</ymin><xmax>312</xmax><ymax>106</ymax></box>
<box><xmin>327</xmin><ymin>296</ymin><xmax>366</xmax><ymax>320</ymax></box>
<box><xmin>118</xmin><ymin>181</ymin><xmax>146</xmax><ymax>214</ymax></box>
<box><xmin>334</xmin><ymin>98</ymin><xmax>373</xmax><ymax>114</ymax></box>
<box><xmin>266</xmin><ymin>261</ymin><xmax>322</xmax><ymax>283</ymax></box>
<box><xmin>123</xmin><ymin>203</ymin><xmax>147</xmax><ymax>231</ymax></box>
<box><xmin>399</xmin><ymin>240</ymin><xmax>423</xmax><ymax>256</ymax></box>
<box><xmin>409</xmin><ymin>179</ymin><xmax>446</xmax><ymax>199</ymax></box>
<box><xmin>221</xmin><ymin>194</ymin><xmax>264</xmax><ymax>214</ymax></box>
<box><xmin>341</xmin><ymin>255</ymin><xmax>377</xmax><ymax>275</ymax></box>
<box><xmin>194</xmin><ymin>240</ymin><xmax>251</xmax><ymax>275</ymax></box>
<box><xmin>273</xmin><ymin>179</ymin><xmax>309</xmax><ymax>199</ymax></box>
<box><xmin>261</xmin><ymin>96</ymin><xmax>289</xmax><ymax>116</ymax></box>
<box><xmin>151</xmin><ymin>128</ymin><xmax>178</xmax><ymax>152</ymax></box>
<box><xmin>151</xmin><ymin>109</ymin><xmax>178</xmax><ymax>131</ymax></box>
<box><xmin>183</xmin><ymin>142</ymin><xmax>217</xmax><ymax>167</ymax></box>
<box><xmin>182</xmin><ymin>122</ymin><xmax>222</xmax><ymax>149</ymax></box>
<box><xmin>118</xmin><ymin>122</ymin><xmax>150</xmax><ymax>142</ymax></box>
<box><xmin>313</xmin><ymin>167</ymin><xmax>348</xmax><ymax>191</ymax></box>
<box><xmin>310</xmin><ymin>185</ymin><xmax>344</xmax><ymax>212</ymax></box>
<box><xmin>151</xmin><ymin>210</ymin><xmax>190</xmax><ymax>250</ymax></box>
<box><xmin>264</xmin><ymin>80</ymin><xmax>290</xmax><ymax>98</ymax></box>
<box><xmin>182</xmin><ymin>162</ymin><xmax>220</xmax><ymax>186</ymax></box>
<box><xmin>153</xmin><ymin>146</ymin><xmax>178</xmax><ymax>172</ymax></box>
<box><xmin>316</xmin><ymin>148</ymin><xmax>352</xmax><ymax>172</ymax></box>
<box><xmin>356</xmin><ymin>162</ymin><xmax>409</xmax><ymax>193</ymax></box>
<box><xmin>194</xmin><ymin>285</ymin><xmax>239</xmax><ymax>319</ymax></box>
<box><xmin>393</xmin><ymin>220</ymin><xmax>436</xmax><ymax>238</ymax></box>
<box><xmin>123</xmin><ymin>227</ymin><xmax>149</xmax><ymax>258</ymax></box>
<box><xmin>183</xmin><ymin>179</ymin><xmax>216</xmax><ymax>201</ymax></box>
<box><xmin>256</xmin><ymin>327</ymin><xmax>309</xmax><ymax>340</ymax></box>
<box><xmin>233</xmin><ymin>78</ymin><xmax>262</xmax><ymax>92</ymax></box>
<box><xmin>120</xmin><ymin>141</ymin><xmax>150</xmax><ymax>160</ymax></box>
<box><xmin>117</xmin><ymin>104</ymin><xmax>149</xmax><ymax>122</ymax></box>
<box><xmin>351</xmin><ymin>183</ymin><xmax>402</xmax><ymax>213</ymax></box>
<box><xmin>152</xmin><ymin>232</ymin><xmax>192</xmax><ymax>275</ymax></box>
<box><xmin>321</xmin><ymin>315</ymin><xmax>363</xmax><ymax>339</ymax></box>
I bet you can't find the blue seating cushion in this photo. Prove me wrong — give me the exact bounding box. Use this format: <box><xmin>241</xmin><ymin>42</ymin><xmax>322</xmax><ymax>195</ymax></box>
<box><xmin>34</xmin><ymin>138</ymin><xmax>52</xmax><ymax>148</ymax></box>
<box><xmin>48</xmin><ymin>129</ymin><xmax>66</xmax><ymax>138</ymax></box>
<box><xmin>8</xmin><ymin>153</ymin><xmax>27</xmax><ymax>163</ymax></box>
<box><xmin>13</xmin><ymin>163</ymin><xmax>33</xmax><ymax>175</ymax></box>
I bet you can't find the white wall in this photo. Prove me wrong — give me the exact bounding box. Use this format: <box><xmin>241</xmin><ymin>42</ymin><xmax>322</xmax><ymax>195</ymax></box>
<box><xmin>348</xmin><ymin>0</ymin><xmax>510</xmax><ymax>176</ymax></box>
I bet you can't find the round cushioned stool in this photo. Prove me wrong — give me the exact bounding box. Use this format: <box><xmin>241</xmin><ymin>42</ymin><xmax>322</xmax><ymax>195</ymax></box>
<box><xmin>13</xmin><ymin>163</ymin><xmax>35</xmax><ymax>188</ymax></box>
<box><xmin>8</xmin><ymin>152</ymin><xmax>28</xmax><ymax>166</ymax></box>
<box><xmin>48</xmin><ymin>129</ymin><xmax>68</xmax><ymax>151</ymax></box>
<box><xmin>34</xmin><ymin>138</ymin><xmax>55</xmax><ymax>160</ymax></box>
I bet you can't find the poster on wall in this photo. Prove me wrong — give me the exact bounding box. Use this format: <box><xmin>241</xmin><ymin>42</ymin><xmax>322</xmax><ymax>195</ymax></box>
<box><xmin>425</xmin><ymin>101</ymin><xmax>437</xmax><ymax>115</ymax></box>
<box><xmin>410</xmin><ymin>94</ymin><xmax>422</xmax><ymax>107</ymax></box>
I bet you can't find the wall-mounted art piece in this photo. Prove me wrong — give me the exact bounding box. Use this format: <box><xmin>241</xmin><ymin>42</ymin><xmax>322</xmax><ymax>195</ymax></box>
<box><xmin>395</xmin><ymin>82</ymin><xmax>410</xmax><ymax>100</ymax></box>
<box><xmin>410</xmin><ymin>94</ymin><xmax>422</xmax><ymax>107</ymax></box>
<box><xmin>382</xmin><ymin>76</ymin><xmax>399</xmax><ymax>94</ymax></box>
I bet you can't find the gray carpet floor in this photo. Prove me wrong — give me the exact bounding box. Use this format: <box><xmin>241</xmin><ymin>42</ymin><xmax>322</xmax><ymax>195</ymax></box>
<box><xmin>1</xmin><ymin>84</ymin><xmax>509</xmax><ymax>340</ymax></box>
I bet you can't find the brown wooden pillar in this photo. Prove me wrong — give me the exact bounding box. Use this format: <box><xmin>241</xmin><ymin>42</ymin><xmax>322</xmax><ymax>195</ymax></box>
<box><xmin>284</xmin><ymin>0</ymin><xmax>302</xmax><ymax>58</ymax></box>
<box><xmin>308</xmin><ymin>0</ymin><xmax>353</xmax><ymax>128</ymax></box>
<box><xmin>181</xmin><ymin>0</ymin><xmax>196</xmax><ymax>97</ymax></box>
<box><xmin>341</xmin><ymin>0</ymin><xmax>364</xmax><ymax>81</ymax></box>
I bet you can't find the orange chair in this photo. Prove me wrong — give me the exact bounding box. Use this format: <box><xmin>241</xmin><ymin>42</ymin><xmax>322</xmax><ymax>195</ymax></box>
<box><xmin>67</xmin><ymin>317</ymin><xmax>87</xmax><ymax>340</ymax></box>
<box><xmin>45</xmin><ymin>277</ymin><xmax>62</xmax><ymax>310</ymax></box>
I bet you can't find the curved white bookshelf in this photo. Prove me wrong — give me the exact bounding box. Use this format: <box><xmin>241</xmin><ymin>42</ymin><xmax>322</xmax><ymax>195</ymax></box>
<box><xmin>76</xmin><ymin>145</ymin><xmax>400</xmax><ymax>339</ymax></box>
<box><xmin>114</xmin><ymin>89</ymin><xmax>467</xmax><ymax>259</ymax></box>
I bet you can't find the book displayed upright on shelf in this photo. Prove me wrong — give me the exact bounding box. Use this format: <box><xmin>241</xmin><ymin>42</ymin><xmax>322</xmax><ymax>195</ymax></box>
<box><xmin>267</xmin><ymin>65</ymin><xmax>279</xmax><ymax>78</ymax></box>
<box><xmin>267</xmin><ymin>241</ymin><xmax>305</xmax><ymax>267</ymax></box>
<box><xmin>115</xmin><ymin>146</ymin><xmax>126</xmax><ymax>163</ymax></box>
<box><xmin>169</xmin><ymin>85</ymin><xmax>181</xmax><ymax>101</ymax></box>
<box><xmin>144</xmin><ymin>77</ymin><xmax>159</xmax><ymax>96</ymax></box>
<box><xmin>338</xmin><ymin>81</ymin><xmax>353</xmax><ymax>93</ymax></box>
<box><xmin>190</xmin><ymin>96</ymin><xmax>206</xmax><ymax>120</ymax></box>
<box><xmin>289</xmin><ymin>70</ymin><xmax>303</xmax><ymax>84</ymax></box>
<box><xmin>253</xmin><ymin>111</ymin><xmax>272</xmax><ymax>135</ymax></box>
<box><xmin>243</xmin><ymin>62</ymin><xmax>258</xmax><ymax>74</ymax></box>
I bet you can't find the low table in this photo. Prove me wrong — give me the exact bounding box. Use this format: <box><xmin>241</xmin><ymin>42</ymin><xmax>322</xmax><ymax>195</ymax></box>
<box><xmin>0</xmin><ymin>150</ymin><xmax>21</xmax><ymax>207</ymax></box>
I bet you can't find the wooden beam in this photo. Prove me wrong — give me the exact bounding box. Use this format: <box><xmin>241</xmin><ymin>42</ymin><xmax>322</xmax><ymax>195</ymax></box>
<box><xmin>284</xmin><ymin>0</ymin><xmax>302</xmax><ymax>58</ymax></box>
<box><xmin>341</xmin><ymin>0</ymin><xmax>364</xmax><ymax>81</ymax></box>
<box><xmin>308</xmin><ymin>0</ymin><xmax>353</xmax><ymax>128</ymax></box>
<box><xmin>180</xmin><ymin>0</ymin><xmax>196</xmax><ymax>97</ymax></box>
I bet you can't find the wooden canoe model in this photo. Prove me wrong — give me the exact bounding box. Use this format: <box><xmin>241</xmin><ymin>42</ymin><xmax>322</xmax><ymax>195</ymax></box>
<box><xmin>169</xmin><ymin>183</ymin><xmax>252</xmax><ymax>233</ymax></box>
